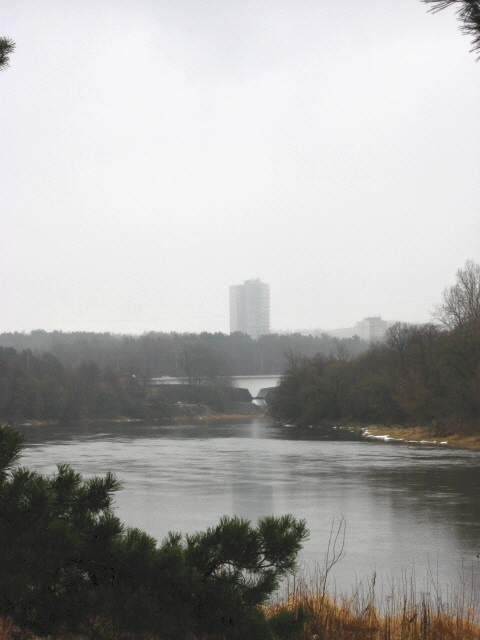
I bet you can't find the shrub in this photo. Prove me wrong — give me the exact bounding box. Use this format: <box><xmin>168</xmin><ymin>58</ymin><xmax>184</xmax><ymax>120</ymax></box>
<box><xmin>0</xmin><ymin>426</ymin><xmax>308</xmax><ymax>639</ymax></box>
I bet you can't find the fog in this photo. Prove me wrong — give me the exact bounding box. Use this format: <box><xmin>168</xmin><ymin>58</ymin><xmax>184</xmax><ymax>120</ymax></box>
<box><xmin>2</xmin><ymin>1</ymin><xmax>479</xmax><ymax>335</ymax></box>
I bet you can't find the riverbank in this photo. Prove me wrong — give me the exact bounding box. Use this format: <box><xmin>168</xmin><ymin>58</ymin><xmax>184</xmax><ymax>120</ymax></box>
<box><xmin>2</xmin><ymin>579</ymin><xmax>479</xmax><ymax>640</ymax></box>
<box><xmin>360</xmin><ymin>423</ymin><xmax>480</xmax><ymax>451</ymax></box>
<box><xmin>264</xmin><ymin>574</ymin><xmax>480</xmax><ymax>640</ymax></box>
<box><xmin>291</xmin><ymin>420</ymin><xmax>480</xmax><ymax>451</ymax></box>
<box><xmin>16</xmin><ymin>416</ymin><xmax>480</xmax><ymax>451</ymax></box>
<box><xmin>14</xmin><ymin>403</ymin><xmax>266</xmax><ymax>429</ymax></box>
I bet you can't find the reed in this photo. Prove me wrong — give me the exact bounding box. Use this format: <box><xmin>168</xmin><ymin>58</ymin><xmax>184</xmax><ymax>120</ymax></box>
<box><xmin>266</xmin><ymin>567</ymin><xmax>480</xmax><ymax>640</ymax></box>
<box><xmin>0</xmin><ymin>571</ymin><xmax>479</xmax><ymax>640</ymax></box>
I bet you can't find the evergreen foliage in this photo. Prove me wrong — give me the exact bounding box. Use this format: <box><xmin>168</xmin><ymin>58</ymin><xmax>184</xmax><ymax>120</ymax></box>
<box><xmin>424</xmin><ymin>0</ymin><xmax>480</xmax><ymax>57</ymax></box>
<box><xmin>0</xmin><ymin>37</ymin><xmax>15</xmax><ymax>70</ymax></box>
<box><xmin>0</xmin><ymin>426</ymin><xmax>308</xmax><ymax>639</ymax></box>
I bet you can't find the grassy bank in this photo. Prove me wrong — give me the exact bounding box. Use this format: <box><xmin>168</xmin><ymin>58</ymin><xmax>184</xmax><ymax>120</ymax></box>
<box><xmin>1</xmin><ymin>576</ymin><xmax>479</xmax><ymax>640</ymax></box>
<box><xmin>15</xmin><ymin>404</ymin><xmax>266</xmax><ymax>429</ymax></box>
<box><xmin>265</xmin><ymin>572</ymin><xmax>480</xmax><ymax>640</ymax></box>
<box><xmin>361</xmin><ymin>424</ymin><xmax>480</xmax><ymax>451</ymax></box>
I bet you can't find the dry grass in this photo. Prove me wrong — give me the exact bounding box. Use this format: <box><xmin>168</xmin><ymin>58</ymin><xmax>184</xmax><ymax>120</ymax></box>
<box><xmin>362</xmin><ymin>424</ymin><xmax>480</xmax><ymax>451</ymax></box>
<box><xmin>1</xmin><ymin>575</ymin><xmax>479</xmax><ymax>640</ymax></box>
<box><xmin>266</xmin><ymin>571</ymin><xmax>480</xmax><ymax>640</ymax></box>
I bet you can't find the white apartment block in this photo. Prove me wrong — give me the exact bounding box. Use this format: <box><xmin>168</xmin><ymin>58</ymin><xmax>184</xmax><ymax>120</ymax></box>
<box><xmin>229</xmin><ymin>279</ymin><xmax>270</xmax><ymax>339</ymax></box>
<box><xmin>354</xmin><ymin>316</ymin><xmax>392</xmax><ymax>343</ymax></box>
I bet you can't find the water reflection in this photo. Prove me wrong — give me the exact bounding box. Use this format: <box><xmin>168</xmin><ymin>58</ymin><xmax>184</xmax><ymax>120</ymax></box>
<box><xmin>17</xmin><ymin>419</ymin><xmax>480</xmax><ymax>595</ymax></box>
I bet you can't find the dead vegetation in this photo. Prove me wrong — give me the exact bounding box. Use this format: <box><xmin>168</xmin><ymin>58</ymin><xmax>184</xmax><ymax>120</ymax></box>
<box><xmin>265</xmin><ymin>567</ymin><xmax>480</xmax><ymax>640</ymax></box>
<box><xmin>1</xmin><ymin>577</ymin><xmax>479</xmax><ymax>640</ymax></box>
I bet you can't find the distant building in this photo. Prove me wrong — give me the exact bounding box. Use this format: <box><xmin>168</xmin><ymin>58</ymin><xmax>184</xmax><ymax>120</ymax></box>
<box><xmin>354</xmin><ymin>316</ymin><xmax>392</xmax><ymax>343</ymax></box>
<box><xmin>298</xmin><ymin>316</ymin><xmax>395</xmax><ymax>343</ymax></box>
<box><xmin>229</xmin><ymin>285</ymin><xmax>246</xmax><ymax>335</ymax></box>
<box><xmin>230</xmin><ymin>279</ymin><xmax>270</xmax><ymax>339</ymax></box>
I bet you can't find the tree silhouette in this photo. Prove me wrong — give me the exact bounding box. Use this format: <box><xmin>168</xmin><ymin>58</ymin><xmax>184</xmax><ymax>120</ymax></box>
<box><xmin>0</xmin><ymin>38</ymin><xmax>15</xmax><ymax>70</ymax></box>
<box><xmin>435</xmin><ymin>260</ymin><xmax>480</xmax><ymax>330</ymax></box>
<box><xmin>423</xmin><ymin>0</ymin><xmax>480</xmax><ymax>57</ymax></box>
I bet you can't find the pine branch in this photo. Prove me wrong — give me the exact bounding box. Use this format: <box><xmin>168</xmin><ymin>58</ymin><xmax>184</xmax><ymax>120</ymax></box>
<box><xmin>423</xmin><ymin>0</ymin><xmax>480</xmax><ymax>57</ymax></box>
<box><xmin>0</xmin><ymin>37</ymin><xmax>15</xmax><ymax>70</ymax></box>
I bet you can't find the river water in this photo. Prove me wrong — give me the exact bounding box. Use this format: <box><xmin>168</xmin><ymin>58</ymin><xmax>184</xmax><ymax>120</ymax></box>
<box><xmin>17</xmin><ymin>418</ymin><xmax>480</xmax><ymax>599</ymax></box>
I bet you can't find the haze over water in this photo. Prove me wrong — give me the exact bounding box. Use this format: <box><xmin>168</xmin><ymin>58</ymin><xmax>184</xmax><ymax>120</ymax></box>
<box><xmin>18</xmin><ymin>418</ymin><xmax>480</xmax><ymax>598</ymax></box>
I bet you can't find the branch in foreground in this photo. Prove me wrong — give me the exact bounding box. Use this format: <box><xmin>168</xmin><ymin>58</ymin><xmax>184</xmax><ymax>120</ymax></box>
<box><xmin>0</xmin><ymin>38</ymin><xmax>15</xmax><ymax>71</ymax></box>
<box><xmin>423</xmin><ymin>0</ymin><xmax>480</xmax><ymax>57</ymax></box>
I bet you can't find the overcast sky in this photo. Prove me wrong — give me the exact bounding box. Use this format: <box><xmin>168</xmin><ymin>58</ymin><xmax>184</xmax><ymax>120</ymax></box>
<box><xmin>2</xmin><ymin>1</ymin><xmax>479</xmax><ymax>335</ymax></box>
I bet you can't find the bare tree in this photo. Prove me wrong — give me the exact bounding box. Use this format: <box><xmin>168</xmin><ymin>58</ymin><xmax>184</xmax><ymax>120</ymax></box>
<box><xmin>0</xmin><ymin>38</ymin><xmax>15</xmax><ymax>71</ymax></box>
<box><xmin>423</xmin><ymin>0</ymin><xmax>480</xmax><ymax>57</ymax></box>
<box><xmin>386</xmin><ymin>322</ymin><xmax>416</xmax><ymax>374</ymax></box>
<box><xmin>320</xmin><ymin>515</ymin><xmax>346</xmax><ymax>599</ymax></box>
<box><xmin>435</xmin><ymin>260</ymin><xmax>480</xmax><ymax>329</ymax></box>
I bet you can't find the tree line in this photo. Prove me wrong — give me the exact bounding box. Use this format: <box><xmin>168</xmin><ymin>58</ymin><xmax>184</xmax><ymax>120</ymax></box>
<box><xmin>0</xmin><ymin>332</ymin><xmax>366</xmax><ymax>422</ymax></box>
<box><xmin>0</xmin><ymin>348</ymin><xmax>150</xmax><ymax>422</ymax></box>
<box><xmin>270</xmin><ymin>262</ymin><xmax>480</xmax><ymax>435</ymax></box>
<box><xmin>0</xmin><ymin>330</ymin><xmax>367</xmax><ymax>378</ymax></box>
<box><xmin>0</xmin><ymin>346</ymin><xmax>256</xmax><ymax>422</ymax></box>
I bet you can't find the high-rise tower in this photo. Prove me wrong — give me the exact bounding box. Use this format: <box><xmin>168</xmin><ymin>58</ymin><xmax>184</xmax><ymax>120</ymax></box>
<box><xmin>229</xmin><ymin>279</ymin><xmax>270</xmax><ymax>338</ymax></box>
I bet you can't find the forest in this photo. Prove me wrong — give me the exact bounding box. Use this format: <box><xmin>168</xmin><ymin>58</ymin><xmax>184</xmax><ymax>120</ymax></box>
<box><xmin>270</xmin><ymin>262</ymin><xmax>480</xmax><ymax>435</ymax></box>
<box><xmin>0</xmin><ymin>332</ymin><xmax>366</xmax><ymax>422</ymax></box>
<box><xmin>0</xmin><ymin>330</ymin><xmax>367</xmax><ymax>377</ymax></box>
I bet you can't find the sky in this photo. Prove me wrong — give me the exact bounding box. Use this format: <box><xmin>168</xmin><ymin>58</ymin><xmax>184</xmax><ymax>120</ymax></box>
<box><xmin>2</xmin><ymin>1</ymin><xmax>480</xmax><ymax>335</ymax></box>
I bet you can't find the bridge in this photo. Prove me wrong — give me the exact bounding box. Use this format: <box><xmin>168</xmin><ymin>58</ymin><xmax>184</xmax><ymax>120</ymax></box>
<box><xmin>148</xmin><ymin>374</ymin><xmax>281</xmax><ymax>406</ymax></box>
<box><xmin>227</xmin><ymin>375</ymin><xmax>280</xmax><ymax>405</ymax></box>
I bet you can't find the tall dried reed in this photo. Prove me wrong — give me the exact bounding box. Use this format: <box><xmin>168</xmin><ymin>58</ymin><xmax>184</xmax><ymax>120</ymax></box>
<box><xmin>266</xmin><ymin>563</ymin><xmax>480</xmax><ymax>640</ymax></box>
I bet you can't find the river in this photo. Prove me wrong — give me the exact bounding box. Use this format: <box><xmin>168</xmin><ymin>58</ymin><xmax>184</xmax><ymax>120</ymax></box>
<box><xmin>17</xmin><ymin>418</ymin><xmax>480</xmax><ymax>600</ymax></box>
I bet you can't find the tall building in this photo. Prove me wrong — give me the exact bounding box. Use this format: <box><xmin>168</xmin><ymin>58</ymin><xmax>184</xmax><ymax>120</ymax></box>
<box><xmin>229</xmin><ymin>279</ymin><xmax>270</xmax><ymax>338</ymax></box>
<box><xmin>354</xmin><ymin>316</ymin><xmax>392</xmax><ymax>343</ymax></box>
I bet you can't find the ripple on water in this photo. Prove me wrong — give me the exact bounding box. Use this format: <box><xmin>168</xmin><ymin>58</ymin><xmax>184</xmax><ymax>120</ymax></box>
<box><xmin>17</xmin><ymin>419</ymin><xmax>480</xmax><ymax>597</ymax></box>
